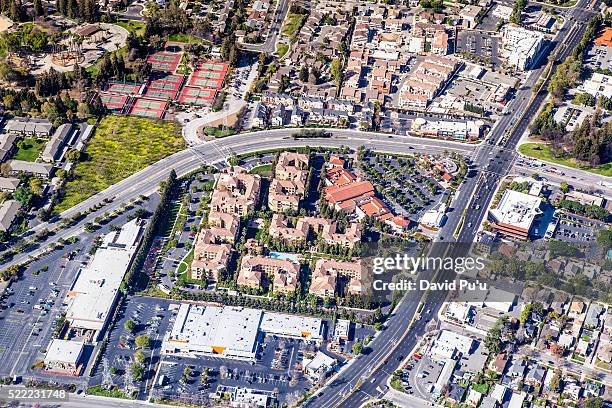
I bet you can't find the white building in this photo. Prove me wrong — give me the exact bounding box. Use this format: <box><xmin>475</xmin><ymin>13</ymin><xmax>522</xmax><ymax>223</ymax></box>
<box><xmin>162</xmin><ymin>304</ymin><xmax>324</xmax><ymax>361</ymax></box>
<box><xmin>162</xmin><ymin>304</ymin><xmax>261</xmax><ymax>360</ymax></box>
<box><xmin>502</xmin><ymin>26</ymin><xmax>546</xmax><ymax>70</ymax></box>
<box><xmin>43</xmin><ymin>339</ymin><xmax>85</xmax><ymax>376</ymax></box>
<box><xmin>489</xmin><ymin>189</ymin><xmax>543</xmax><ymax>240</ymax></box>
<box><xmin>583</xmin><ymin>73</ymin><xmax>612</xmax><ymax>99</ymax></box>
<box><xmin>333</xmin><ymin>319</ymin><xmax>351</xmax><ymax>343</ymax></box>
<box><xmin>411</xmin><ymin>118</ymin><xmax>484</xmax><ymax>140</ymax></box>
<box><xmin>64</xmin><ymin>219</ymin><xmax>144</xmax><ymax>340</ymax></box>
<box><xmin>431</xmin><ymin>330</ymin><xmax>475</xmax><ymax>360</ymax></box>
<box><xmin>303</xmin><ymin>351</ymin><xmax>337</xmax><ymax>382</ymax></box>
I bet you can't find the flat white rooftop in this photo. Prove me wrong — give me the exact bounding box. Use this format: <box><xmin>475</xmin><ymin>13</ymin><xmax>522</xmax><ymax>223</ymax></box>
<box><xmin>489</xmin><ymin>189</ymin><xmax>542</xmax><ymax>232</ymax></box>
<box><xmin>65</xmin><ymin>219</ymin><xmax>143</xmax><ymax>332</ymax></box>
<box><xmin>44</xmin><ymin>339</ymin><xmax>84</xmax><ymax>364</ymax></box>
<box><xmin>165</xmin><ymin>304</ymin><xmax>261</xmax><ymax>359</ymax></box>
<box><xmin>260</xmin><ymin>312</ymin><xmax>324</xmax><ymax>340</ymax></box>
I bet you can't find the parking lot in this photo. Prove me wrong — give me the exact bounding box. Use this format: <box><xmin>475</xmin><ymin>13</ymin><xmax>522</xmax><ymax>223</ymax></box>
<box><xmin>151</xmin><ymin>335</ymin><xmax>315</xmax><ymax>405</ymax></box>
<box><xmin>396</xmin><ymin>353</ymin><xmax>443</xmax><ymax>402</ymax></box>
<box><xmin>456</xmin><ymin>31</ymin><xmax>501</xmax><ymax>68</ymax></box>
<box><xmin>90</xmin><ymin>297</ymin><xmax>176</xmax><ymax>399</ymax></box>
<box><xmin>553</xmin><ymin>212</ymin><xmax>603</xmax><ymax>243</ymax></box>
<box><xmin>359</xmin><ymin>152</ymin><xmax>449</xmax><ymax>220</ymax></box>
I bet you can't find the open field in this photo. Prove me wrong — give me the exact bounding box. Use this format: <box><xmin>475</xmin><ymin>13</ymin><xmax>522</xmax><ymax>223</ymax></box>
<box><xmin>13</xmin><ymin>137</ymin><xmax>45</xmax><ymax>162</ymax></box>
<box><xmin>114</xmin><ymin>20</ymin><xmax>146</xmax><ymax>36</ymax></box>
<box><xmin>282</xmin><ymin>13</ymin><xmax>306</xmax><ymax>38</ymax></box>
<box><xmin>518</xmin><ymin>143</ymin><xmax>612</xmax><ymax>177</ymax></box>
<box><xmin>55</xmin><ymin>116</ymin><xmax>184</xmax><ymax>213</ymax></box>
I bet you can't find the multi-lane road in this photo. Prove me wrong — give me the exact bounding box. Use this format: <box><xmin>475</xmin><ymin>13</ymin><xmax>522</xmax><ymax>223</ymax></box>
<box><xmin>307</xmin><ymin>0</ymin><xmax>601</xmax><ymax>406</ymax></box>
<box><xmin>0</xmin><ymin>129</ymin><xmax>474</xmax><ymax>272</ymax></box>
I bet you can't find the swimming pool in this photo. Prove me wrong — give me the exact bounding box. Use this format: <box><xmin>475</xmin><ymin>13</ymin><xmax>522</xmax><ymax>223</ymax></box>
<box><xmin>269</xmin><ymin>252</ymin><xmax>300</xmax><ymax>262</ymax></box>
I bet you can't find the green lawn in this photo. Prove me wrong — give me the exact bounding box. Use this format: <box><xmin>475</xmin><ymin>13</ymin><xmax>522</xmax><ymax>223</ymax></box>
<box><xmin>13</xmin><ymin>137</ymin><xmax>45</xmax><ymax>162</ymax></box>
<box><xmin>55</xmin><ymin>116</ymin><xmax>185</xmax><ymax>213</ymax></box>
<box><xmin>518</xmin><ymin>143</ymin><xmax>612</xmax><ymax>177</ymax></box>
<box><xmin>249</xmin><ymin>164</ymin><xmax>272</xmax><ymax>177</ymax></box>
<box><xmin>114</xmin><ymin>21</ymin><xmax>146</xmax><ymax>36</ymax></box>
<box><xmin>203</xmin><ymin>127</ymin><xmax>235</xmax><ymax>138</ymax></box>
<box><xmin>167</xmin><ymin>33</ymin><xmax>203</xmax><ymax>44</ymax></box>
<box><xmin>276</xmin><ymin>43</ymin><xmax>289</xmax><ymax>58</ymax></box>
<box><xmin>282</xmin><ymin>13</ymin><xmax>306</xmax><ymax>38</ymax></box>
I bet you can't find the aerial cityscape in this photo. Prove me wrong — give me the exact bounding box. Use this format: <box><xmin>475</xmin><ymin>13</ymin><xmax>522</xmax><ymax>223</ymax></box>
<box><xmin>0</xmin><ymin>0</ymin><xmax>610</xmax><ymax>407</ymax></box>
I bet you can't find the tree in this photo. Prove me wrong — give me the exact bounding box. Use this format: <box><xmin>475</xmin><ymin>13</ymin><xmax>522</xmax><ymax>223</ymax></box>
<box><xmin>134</xmin><ymin>350</ymin><xmax>146</xmax><ymax>364</ymax></box>
<box><xmin>65</xmin><ymin>149</ymin><xmax>81</xmax><ymax>163</ymax></box>
<box><xmin>13</xmin><ymin>186</ymin><xmax>33</xmax><ymax>207</ymax></box>
<box><xmin>135</xmin><ymin>335</ymin><xmax>150</xmax><ymax>349</ymax></box>
<box><xmin>123</xmin><ymin>319</ymin><xmax>135</xmax><ymax>333</ymax></box>
<box><xmin>29</xmin><ymin>177</ymin><xmax>43</xmax><ymax>197</ymax></box>
<box><xmin>130</xmin><ymin>362</ymin><xmax>144</xmax><ymax>381</ymax></box>
<box><xmin>485</xmin><ymin>321</ymin><xmax>503</xmax><ymax>354</ymax></box>
<box><xmin>549</xmin><ymin>369</ymin><xmax>561</xmax><ymax>392</ymax></box>
<box><xmin>573</xmin><ymin>92</ymin><xmax>596</xmax><ymax>107</ymax></box>
<box><xmin>352</xmin><ymin>341</ymin><xmax>363</xmax><ymax>355</ymax></box>
<box><xmin>596</xmin><ymin>228</ymin><xmax>612</xmax><ymax>250</ymax></box>
<box><xmin>33</xmin><ymin>0</ymin><xmax>45</xmax><ymax>17</ymax></box>
<box><xmin>584</xmin><ymin>397</ymin><xmax>604</xmax><ymax>408</ymax></box>
<box><xmin>559</xmin><ymin>182</ymin><xmax>570</xmax><ymax>193</ymax></box>
<box><xmin>330</xmin><ymin>59</ymin><xmax>342</xmax><ymax>86</ymax></box>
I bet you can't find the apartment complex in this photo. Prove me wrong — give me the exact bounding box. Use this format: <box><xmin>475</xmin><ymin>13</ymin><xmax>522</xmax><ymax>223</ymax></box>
<box><xmin>211</xmin><ymin>170</ymin><xmax>261</xmax><ymax>216</ymax></box>
<box><xmin>268</xmin><ymin>152</ymin><xmax>310</xmax><ymax>212</ymax></box>
<box><xmin>309</xmin><ymin>259</ymin><xmax>368</xmax><ymax>297</ymax></box>
<box><xmin>237</xmin><ymin>255</ymin><xmax>300</xmax><ymax>294</ymax></box>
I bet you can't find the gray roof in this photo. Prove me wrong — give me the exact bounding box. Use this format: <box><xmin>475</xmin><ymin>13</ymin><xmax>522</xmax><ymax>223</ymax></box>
<box><xmin>0</xmin><ymin>177</ymin><xmax>20</xmax><ymax>191</ymax></box>
<box><xmin>0</xmin><ymin>133</ymin><xmax>18</xmax><ymax>151</ymax></box>
<box><xmin>0</xmin><ymin>200</ymin><xmax>21</xmax><ymax>232</ymax></box>
<box><xmin>9</xmin><ymin>160</ymin><xmax>53</xmax><ymax>178</ymax></box>
<box><xmin>5</xmin><ymin>117</ymin><xmax>53</xmax><ymax>135</ymax></box>
<box><xmin>41</xmin><ymin>123</ymin><xmax>73</xmax><ymax>162</ymax></box>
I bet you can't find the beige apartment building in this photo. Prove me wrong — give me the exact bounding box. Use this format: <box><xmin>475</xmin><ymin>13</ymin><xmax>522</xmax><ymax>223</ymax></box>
<box><xmin>238</xmin><ymin>255</ymin><xmax>300</xmax><ymax>293</ymax></box>
<box><xmin>211</xmin><ymin>171</ymin><xmax>261</xmax><ymax>216</ymax></box>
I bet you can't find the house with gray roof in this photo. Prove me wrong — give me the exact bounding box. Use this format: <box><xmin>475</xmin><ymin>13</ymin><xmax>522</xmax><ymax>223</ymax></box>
<box><xmin>8</xmin><ymin>160</ymin><xmax>54</xmax><ymax>179</ymax></box>
<box><xmin>4</xmin><ymin>117</ymin><xmax>53</xmax><ymax>137</ymax></box>
<box><xmin>0</xmin><ymin>200</ymin><xmax>21</xmax><ymax>232</ymax></box>
<box><xmin>0</xmin><ymin>177</ymin><xmax>20</xmax><ymax>192</ymax></box>
<box><xmin>41</xmin><ymin>123</ymin><xmax>73</xmax><ymax>163</ymax></box>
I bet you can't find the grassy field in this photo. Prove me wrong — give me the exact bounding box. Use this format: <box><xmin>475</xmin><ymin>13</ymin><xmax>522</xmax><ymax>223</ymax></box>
<box><xmin>249</xmin><ymin>164</ymin><xmax>272</xmax><ymax>177</ymax></box>
<box><xmin>282</xmin><ymin>13</ymin><xmax>306</xmax><ymax>38</ymax></box>
<box><xmin>276</xmin><ymin>43</ymin><xmax>289</xmax><ymax>58</ymax></box>
<box><xmin>115</xmin><ymin>21</ymin><xmax>146</xmax><ymax>36</ymax></box>
<box><xmin>518</xmin><ymin>143</ymin><xmax>612</xmax><ymax>177</ymax></box>
<box><xmin>167</xmin><ymin>33</ymin><xmax>203</xmax><ymax>44</ymax></box>
<box><xmin>13</xmin><ymin>137</ymin><xmax>45</xmax><ymax>162</ymax></box>
<box><xmin>55</xmin><ymin>116</ymin><xmax>185</xmax><ymax>213</ymax></box>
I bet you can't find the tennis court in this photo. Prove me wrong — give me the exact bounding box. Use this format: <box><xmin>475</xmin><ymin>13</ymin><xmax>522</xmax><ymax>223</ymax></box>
<box><xmin>197</xmin><ymin>62</ymin><xmax>229</xmax><ymax>73</ymax></box>
<box><xmin>187</xmin><ymin>77</ymin><xmax>224</xmax><ymax>89</ymax></box>
<box><xmin>106</xmin><ymin>82</ymin><xmax>141</xmax><ymax>95</ymax></box>
<box><xmin>145</xmin><ymin>74</ymin><xmax>184</xmax><ymax>100</ymax></box>
<box><xmin>178</xmin><ymin>87</ymin><xmax>216</xmax><ymax>106</ymax></box>
<box><xmin>129</xmin><ymin>98</ymin><xmax>168</xmax><ymax>119</ymax></box>
<box><xmin>99</xmin><ymin>92</ymin><xmax>128</xmax><ymax>110</ymax></box>
<box><xmin>146</xmin><ymin>52</ymin><xmax>182</xmax><ymax>72</ymax></box>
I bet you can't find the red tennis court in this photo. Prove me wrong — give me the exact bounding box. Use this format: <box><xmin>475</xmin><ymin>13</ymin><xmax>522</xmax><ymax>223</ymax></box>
<box><xmin>147</xmin><ymin>52</ymin><xmax>182</xmax><ymax>72</ymax></box>
<box><xmin>105</xmin><ymin>82</ymin><xmax>141</xmax><ymax>95</ymax></box>
<box><xmin>177</xmin><ymin>87</ymin><xmax>216</xmax><ymax>106</ymax></box>
<box><xmin>129</xmin><ymin>98</ymin><xmax>168</xmax><ymax>119</ymax></box>
<box><xmin>145</xmin><ymin>74</ymin><xmax>185</xmax><ymax>100</ymax></box>
<box><xmin>99</xmin><ymin>92</ymin><xmax>128</xmax><ymax>111</ymax></box>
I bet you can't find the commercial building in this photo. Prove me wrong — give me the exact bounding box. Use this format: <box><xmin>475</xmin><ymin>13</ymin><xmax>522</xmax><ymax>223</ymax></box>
<box><xmin>502</xmin><ymin>26</ymin><xmax>546</xmax><ymax>71</ymax></box>
<box><xmin>63</xmin><ymin>219</ymin><xmax>144</xmax><ymax>340</ymax></box>
<box><xmin>162</xmin><ymin>304</ymin><xmax>324</xmax><ymax>360</ymax></box>
<box><xmin>162</xmin><ymin>305</ymin><xmax>261</xmax><ymax>360</ymax></box>
<box><xmin>411</xmin><ymin>118</ymin><xmax>484</xmax><ymax>140</ymax></box>
<box><xmin>431</xmin><ymin>330</ymin><xmax>475</xmax><ymax>360</ymax></box>
<box><xmin>583</xmin><ymin>73</ymin><xmax>612</xmax><ymax>99</ymax></box>
<box><xmin>43</xmin><ymin>339</ymin><xmax>85</xmax><ymax>376</ymax></box>
<box><xmin>303</xmin><ymin>352</ymin><xmax>337</xmax><ymax>383</ymax></box>
<box><xmin>489</xmin><ymin>189</ymin><xmax>543</xmax><ymax>240</ymax></box>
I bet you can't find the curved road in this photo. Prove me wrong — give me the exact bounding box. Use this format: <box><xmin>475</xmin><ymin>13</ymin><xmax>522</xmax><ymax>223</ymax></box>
<box><xmin>0</xmin><ymin>129</ymin><xmax>475</xmax><ymax>270</ymax></box>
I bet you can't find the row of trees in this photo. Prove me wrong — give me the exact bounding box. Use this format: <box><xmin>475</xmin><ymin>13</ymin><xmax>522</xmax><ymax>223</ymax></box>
<box><xmin>55</xmin><ymin>0</ymin><xmax>99</xmax><ymax>23</ymax></box>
